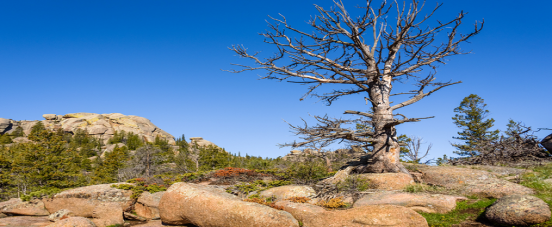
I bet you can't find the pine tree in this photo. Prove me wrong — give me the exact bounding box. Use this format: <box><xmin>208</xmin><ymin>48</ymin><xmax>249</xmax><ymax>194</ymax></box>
<box><xmin>91</xmin><ymin>146</ymin><xmax>129</xmax><ymax>184</ymax></box>
<box><xmin>452</xmin><ymin>94</ymin><xmax>499</xmax><ymax>157</ymax></box>
<box><xmin>12</xmin><ymin>125</ymin><xmax>85</xmax><ymax>194</ymax></box>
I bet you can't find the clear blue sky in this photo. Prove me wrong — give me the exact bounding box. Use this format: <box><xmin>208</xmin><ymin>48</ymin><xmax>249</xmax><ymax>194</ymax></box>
<box><xmin>1</xmin><ymin>0</ymin><xmax>551</xmax><ymax>161</ymax></box>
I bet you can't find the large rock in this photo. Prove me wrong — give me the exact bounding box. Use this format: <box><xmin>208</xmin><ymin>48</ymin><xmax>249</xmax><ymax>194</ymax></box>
<box><xmin>485</xmin><ymin>195</ymin><xmax>551</xmax><ymax>226</ymax></box>
<box><xmin>1</xmin><ymin>199</ymin><xmax>50</xmax><ymax>216</ymax></box>
<box><xmin>135</xmin><ymin>191</ymin><xmax>164</xmax><ymax>220</ymax></box>
<box><xmin>353</xmin><ymin>191</ymin><xmax>466</xmax><ymax>213</ymax></box>
<box><xmin>91</xmin><ymin>202</ymin><xmax>124</xmax><ymax>227</ymax></box>
<box><xmin>43</xmin><ymin>183</ymin><xmax>133</xmax><ymax>218</ymax></box>
<box><xmin>0</xmin><ymin>216</ymin><xmax>51</xmax><ymax>227</ymax></box>
<box><xmin>275</xmin><ymin>200</ymin><xmax>428</xmax><ymax>227</ymax></box>
<box><xmin>0</xmin><ymin>118</ymin><xmax>11</xmax><ymax>134</ymax></box>
<box><xmin>542</xmin><ymin>133</ymin><xmax>552</xmax><ymax>152</ymax></box>
<box><xmin>0</xmin><ymin>198</ymin><xmax>22</xmax><ymax>210</ymax></box>
<box><xmin>42</xmin><ymin>114</ymin><xmax>57</xmax><ymax>120</ymax></box>
<box><xmin>46</xmin><ymin>217</ymin><xmax>97</xmax><ymax>227</ymax></box>
<box><xmin>418</xmin><ymin>166</ymin><xmax>534</xmax><ymax>198</ymax></box>
<box><xmin>357</xmin><ymin>173</ymin><xmax>414</xmax><ymax>190</ymax></box>
<box><xmin>259</xmin><ymin>185</ymin><xmax>316</xmax><ymax>200</ymax></box>
<box><xmin>159</xmin><ymin>182</ymin><xmax>299</xmax><ymax>227</ymax></box>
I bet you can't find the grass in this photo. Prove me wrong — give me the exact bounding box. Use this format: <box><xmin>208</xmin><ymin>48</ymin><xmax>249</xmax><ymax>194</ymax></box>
<box><xmin>419</xmin><ymin>198</ymin><xmax>495</xmax><ymax>227</ymax></box>
<box><xmin>518</xmin><ymin>162</ymin><xmax>552</xmax><ymax>226</ymax></box>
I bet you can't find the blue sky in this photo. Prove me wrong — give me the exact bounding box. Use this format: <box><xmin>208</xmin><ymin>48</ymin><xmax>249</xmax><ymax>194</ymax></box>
<box><xmin>1</xmin><ymin>0</ymin><xmax>551</xmax><ymax>161</ymax></box>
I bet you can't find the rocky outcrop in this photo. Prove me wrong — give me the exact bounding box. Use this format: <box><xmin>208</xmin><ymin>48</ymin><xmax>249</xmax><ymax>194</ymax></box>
<box><xmin>259</xmin><ymin>185</ymin><xmax>316</xmax><ymax>200</ymax></box>
<box><xmin>1</xmin><ymin>199</ymin><xmax>50</xmax><ymax>216</ymax></box>
<box><xmin>46</xmin><ymin>217</ymin><xmax>97</xmax><ymax>227</ymax></box>
<box><xmin>135</xmin><ymin>191</ymin><xmax>164</xmax><ymax>220</ymax></box>
<box><xmin>159</xmin><ymin>182</ymin><xmax>299</xmax><ymax>227</ymax></box>
<box><xmin>275</xmin><ymin>200</ymin><xmax>428</xmax><ymax>227</ymax></box>
<box><xmin>189</xmin><ymin>137</ymin><xmax>218</xmax><ymax>148</ymax></box>
<box><xmin>0</xmin><ymin>118</ymin><xmax>10</xmax><ymax>132</ymax></box>
<box><xmin>542</xmin><ymin>133</ymin><xmax>552</xmax><ymax>152</ymax></box>
<box><xmin>357</xmin><ymin>173</ymin><xmax>414</xmax><ymax>190</ymax></box>
<box><xmin>416</xmin><ymin>165</ymin><xmax>534</xmax><ymax>198</ymax></box>
<box><xmin>353</xmin><ymin>191</ymin><xmax>467</xmax><ymax>214</ymax></box>
<box><xmin>1</xmin><ymin>113</ymin><xmax>176</xmax><ymax>146</ymax></box>
<box><xmin>485</xmin><ymin>195</ymin><xmax>551</xmax><ymax>226</ymax></box>
<box><xmin>43</xmin><ymin>183</ymin><xmax>133</xmax><ymax>218</ymax></box>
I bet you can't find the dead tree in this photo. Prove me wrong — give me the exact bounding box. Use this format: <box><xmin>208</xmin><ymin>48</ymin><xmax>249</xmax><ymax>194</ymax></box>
<box><xmin>449</xmin><ymin>125</ymin><xmax>551</xmax><ymax>166</ymax></box>
<box><xmin>229</xmin><ymin>0</ymin><xmax>483</xmax><ymax>173</ymax></box>
<box><xmin>403</xmin><ymin>136</ymin><xmax>432</xmax><ymax>164</ymax></box>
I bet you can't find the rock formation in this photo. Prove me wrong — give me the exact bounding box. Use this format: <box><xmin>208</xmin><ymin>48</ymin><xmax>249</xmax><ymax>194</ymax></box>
<box><xmin>0</xmin><ymin>113</ymin><xmax>176</xmax><ymax>146</ymax></box>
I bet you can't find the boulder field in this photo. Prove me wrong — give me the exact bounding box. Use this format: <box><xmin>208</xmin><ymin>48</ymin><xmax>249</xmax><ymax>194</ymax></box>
<box><xmin>0</xmin><ymin>165</ymin><xmax>549</xmax><ymax>226</ymax></box>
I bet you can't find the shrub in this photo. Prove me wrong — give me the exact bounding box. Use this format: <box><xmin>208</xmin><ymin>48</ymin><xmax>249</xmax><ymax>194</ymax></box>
<box><xmin>243</xmin><ymin>196</ymin><xmax>284</xmax><ymax>210</ymax></box>
<box><xmin>286</xmin><ymin>197</ymin><xmax>311</xmax><ymax>203</ymax></box>
<box><xmin>20</xmin><ymin>188</ymin><xmax>62</xmax><ymax>201</ymax></box>
<box><xmin>317</xmin><ymin>197</ymin><xmax>346</xmax><ymax>209</ymax></box>
<box><xmin>336</xmin><ymin>176</ymin><xmax>370</xmax><ymax>192</ymax></box>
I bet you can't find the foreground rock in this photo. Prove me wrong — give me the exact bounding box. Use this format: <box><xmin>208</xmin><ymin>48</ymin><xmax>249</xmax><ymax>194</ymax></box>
<box><xmin>1</xmin><ymin>198</ymin><xmax>50</xmax><ymax>216</ymax></box>
<box><xmin>43</xmin><ymin>183</ymin><xmax>132</xmax><ymax>218</ymax></box>
<box><xmin>135</xmin><ymin>191</ymin><xmax>164</xmax><ymax>220</ymax></box>
<box><xmin>417</xmin><ymin>165</ymin><xmax>534</xmax><ymax>198</ymax></box>
<box><xmin>259</xmin><ymin>185</ymin><xmax>316</xmax><ymax>200</ymax></box>
<box><xmin>485</xmin><ymin>195</ymin><xmax>551</xmax><ymax>226</ymax></box>
<box><xmin>275</xmin><ymin>201</ymin><xmax>428</xmax><ymax>227</ymax></box>
<box><xmin>353</xmin><ymin>191</ymin><xmax>466</xmax><ymax>213</ymax></box>
<box><xmin>46</xmin><ymin>217</ymin><xmax>97</xmax><ymax>227</ymax></box>
<box><xmin>0</xmin><ymin>216</ymin><xmax>50</xmax><ymax>226</ymax></box>
<box><xmin>357</xmin><ymin>173</ymin><xmax>414</xmax><ymax>190</ymax></box>
<box><xmin>159</xmin><ymin>182</ymin><xmax>299</xmax><ymax>227</ymax></box>
<box><xmin>90</xmin><ymin>202</ymin><xmax>124</xmax><ymax>227</ymax></box>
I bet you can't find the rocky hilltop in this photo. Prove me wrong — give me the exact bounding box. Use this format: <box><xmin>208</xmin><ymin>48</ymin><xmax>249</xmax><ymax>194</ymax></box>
<box><xmin>0</xmin><ymin>113</ymin><xmax>176</xmax><ymax>146</ymax></box>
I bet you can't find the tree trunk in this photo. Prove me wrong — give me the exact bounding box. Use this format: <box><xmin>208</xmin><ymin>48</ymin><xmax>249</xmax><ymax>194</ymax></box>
<box><xmin>360</xmin><ymin>80</ymin><xmax>408</xmax><ymax>174</ymax></box>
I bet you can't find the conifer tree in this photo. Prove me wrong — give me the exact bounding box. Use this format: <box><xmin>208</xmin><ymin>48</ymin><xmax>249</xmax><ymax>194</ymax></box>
<box><xmin>452</xmin><ymin>94</ymin><xmax>499</xmax><ymax>157</ymax></box>
<box><xmin>91</xmin><ymin>146</ymin><xmax>129</xmax><ymax>183</ymax></box>
<box><xmin>12</xmin><ymin>124</ymin><xmax>85</xmax><ymax>194</ymax></box>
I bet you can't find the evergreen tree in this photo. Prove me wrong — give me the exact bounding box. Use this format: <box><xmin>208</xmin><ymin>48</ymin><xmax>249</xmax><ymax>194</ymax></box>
<box><xmin>12</xmin><ymin>125</ymin><xmax>85</xmax><ymax>194</ymax></box>
<box><xmin>10</xmin><ymin>126</ymin><xmax>25</xmax><ymax>137</ymax></box>
<box><xmin>28</xmin><ymin>121</ymin><xmax>46</xmax><ymax>141</ymax></box>
<box><xmin>452</xmin><ymin>94</ymin><xmax>499</xmax><ymax>157</ymax></box>
<box><xmin>91</xmin><ymin>146</ymin><xmax>128</xmax><ymax>184</ymax></box>
<box><xmin>0</xmin><ymin>134</ymin><xmax>12</xmax><ymax>145</ymax></box>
